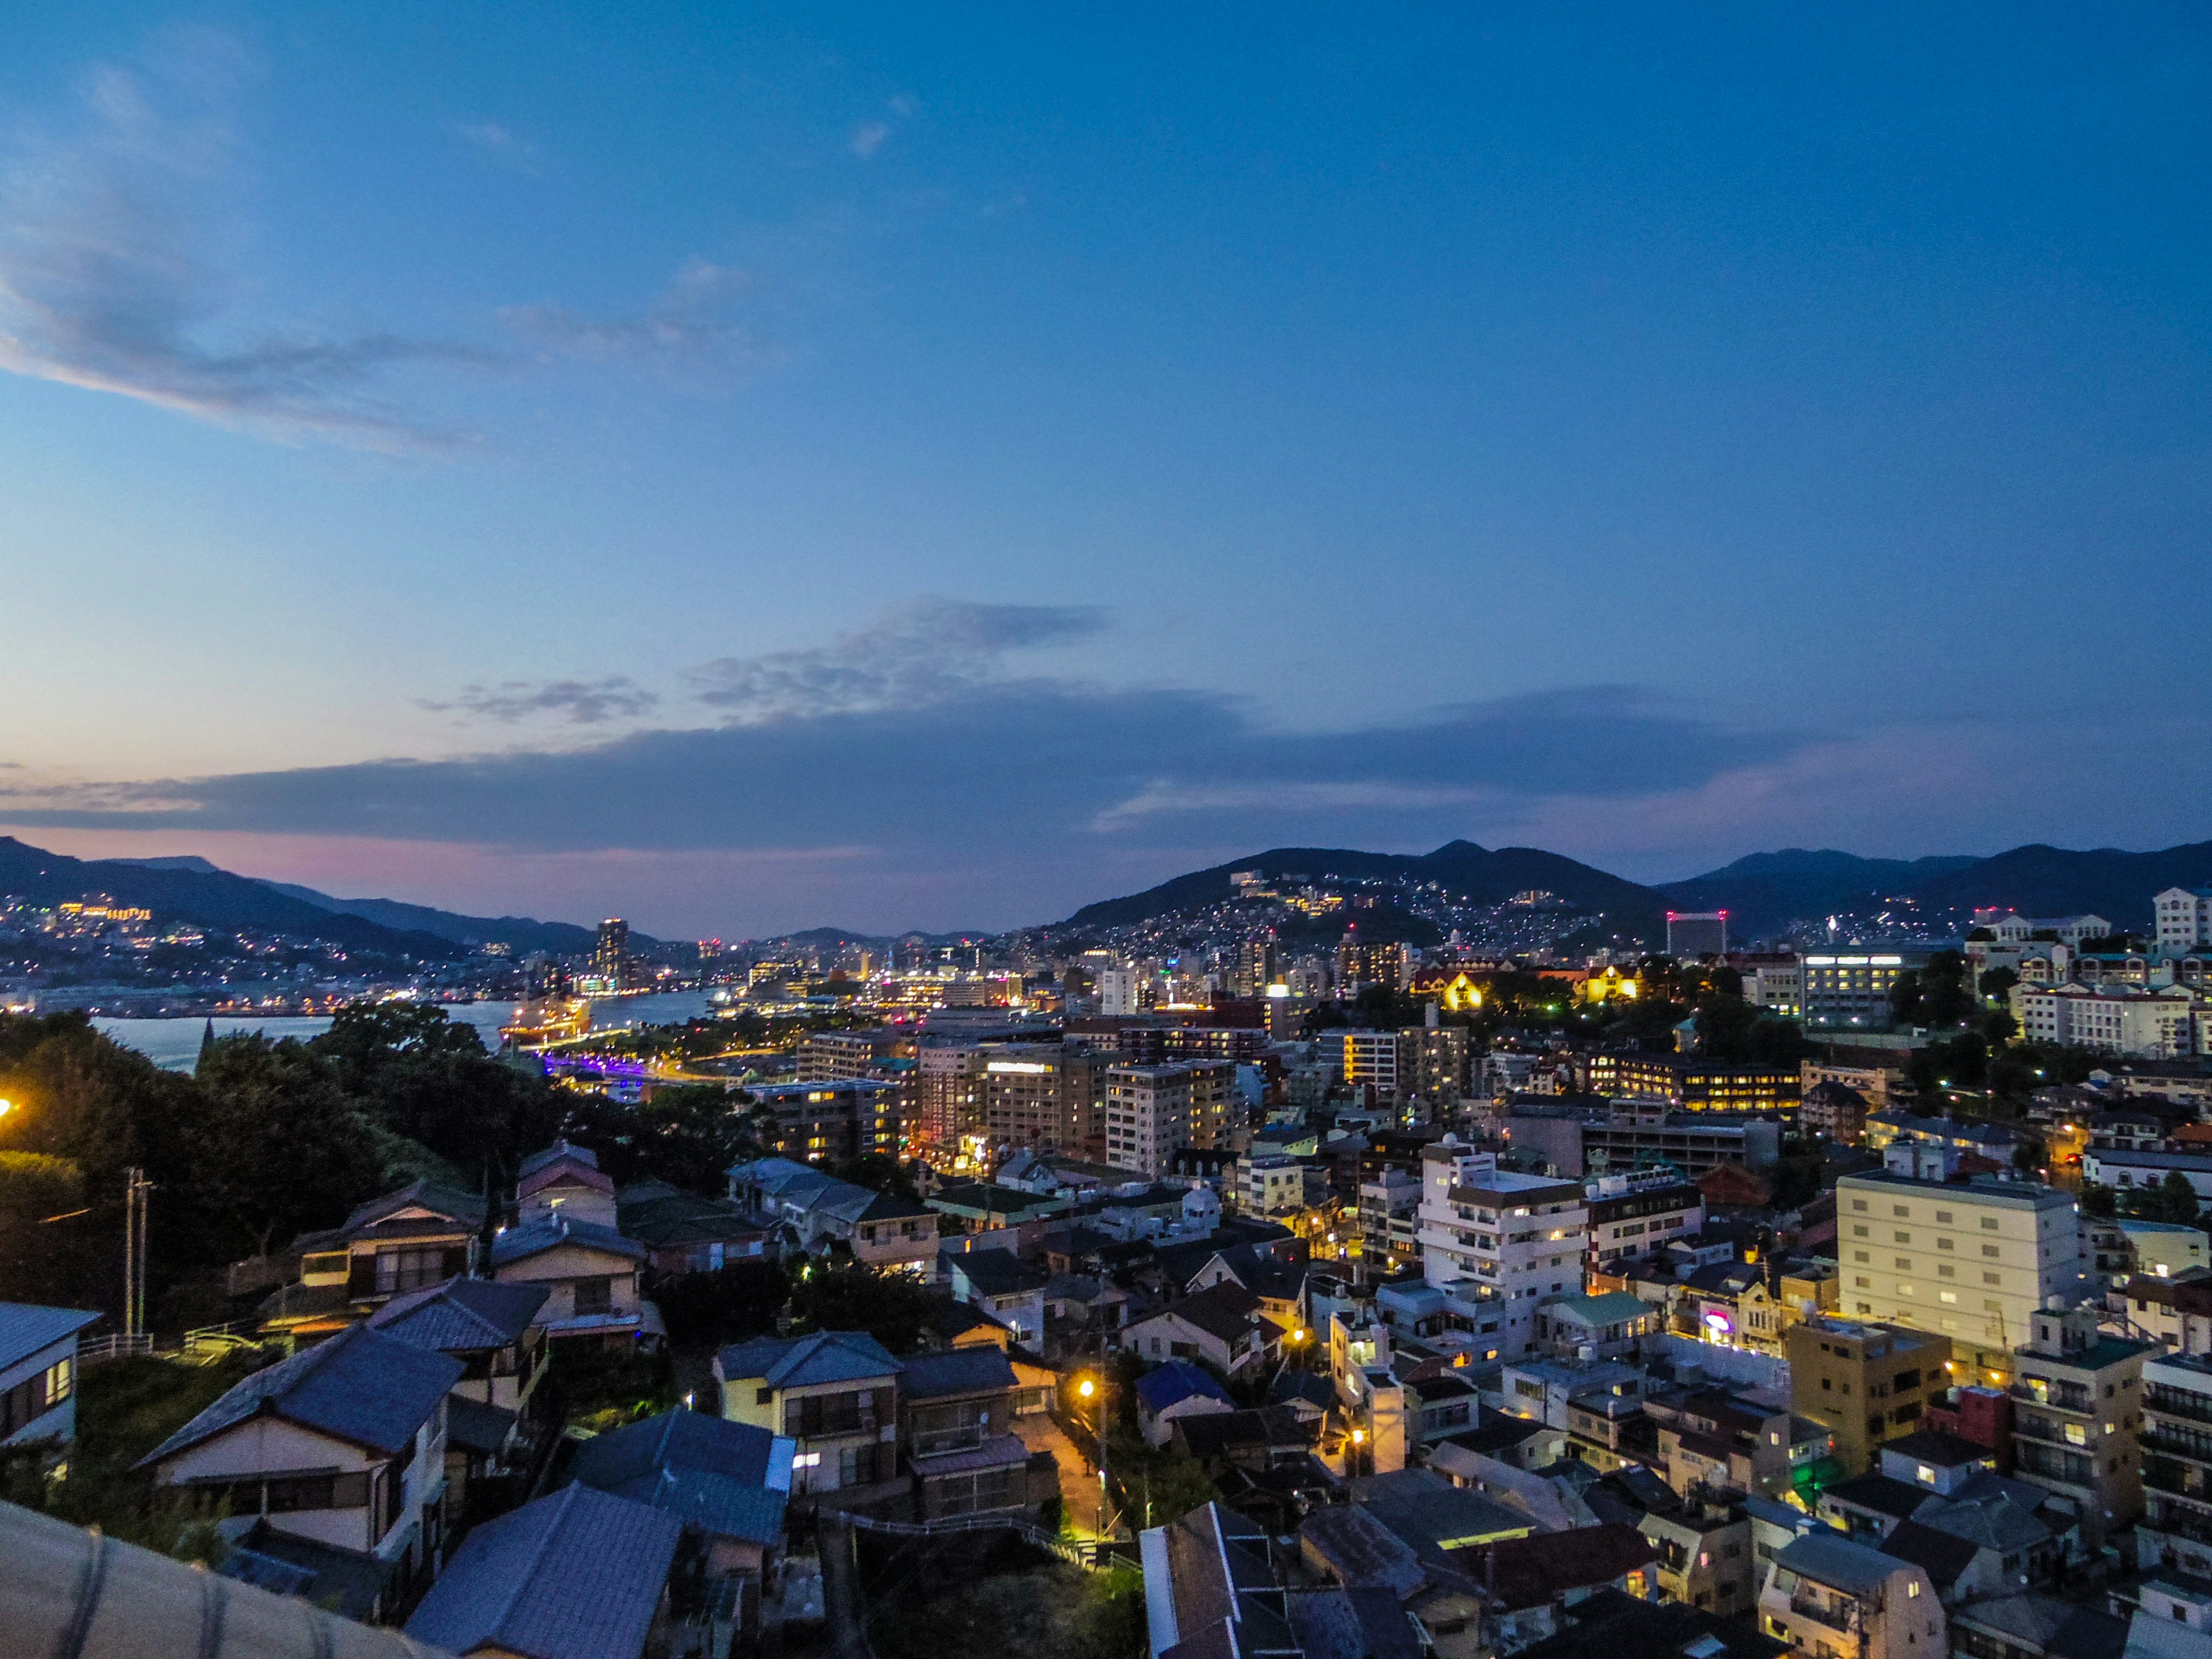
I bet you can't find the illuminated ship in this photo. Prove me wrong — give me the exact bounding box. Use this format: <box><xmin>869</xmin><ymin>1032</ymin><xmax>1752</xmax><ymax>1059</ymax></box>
<box><xmin>499</xmin><ymin>996</ymin><xmax>592</xmax><ymax>1048</ymax></box>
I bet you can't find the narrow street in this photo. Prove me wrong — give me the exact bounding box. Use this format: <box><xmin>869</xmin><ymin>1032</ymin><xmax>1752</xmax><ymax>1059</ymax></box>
<box><xmin>1016</xmin><ymin>1412</ymin><xmax>1104</xmax><ymax>1541</ymax></box>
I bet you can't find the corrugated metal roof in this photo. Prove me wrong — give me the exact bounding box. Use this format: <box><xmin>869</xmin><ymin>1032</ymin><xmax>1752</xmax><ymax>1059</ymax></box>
<box><xmin>404</xmin><ymin>1485</ymin><xmax>681</xmax><ymax>1659</ymax></box>
<box><xmin>1777</xmin><ymin>1530</ymin><xmax>1905</xmax><ymax>1594</ymax></box>
<box><xmin>900</xmin><ymin>1347</ymin><xmax>1017</xmax><ymax>1401</ymax></box>
<box><xmin>1</xmin><ymin>1499</ymin><xmax>447</xmax><ymax>1659</ymax></box>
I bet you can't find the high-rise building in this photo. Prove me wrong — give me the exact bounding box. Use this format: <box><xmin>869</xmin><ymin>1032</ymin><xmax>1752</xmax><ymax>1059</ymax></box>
<box><xmin>981</xmin><ymin>1044</ymin><xmax>1106</xmax><ymax>1158</ymax></box>
<box><xmin>1338</xmin><ymin>1029</ymin><xmax>1402</xmax><ymax>1097</ymax></box>
<box><xmin>1417</xmin><ymin>1139</ymin><xmax>1586</xmax><ymax>1361</ymax></box>
<box><xmin>1103</xmin><ymin>1060</ymin><xmax>1235</xmax><ymax>1179</ymax></box>
<box><xmin>745</xmin><ymin>1081</ymin><xmax>902</xmax><ymax>1164</ymax></box>
<box><xmin>1665</xmin><ymin>912</ymin><xmax>1727</xmax><ymax>958</ymax></box>
<box><xmin>914</xmin><ymin>1044</ymin><xmax>987</xmax><ymax>1156</ymax></box>
<box><xmin>2141</xmin><ymin>1347</ymin><xmax>2212</xmax><ymax>1575</ymax></box>
<box><xmin>592</xmin><ymin>918</ymin><xmax>632</xmax><ymax>989</ymax></box>
<box><xmin>1834</xmin><ymin>1171</ymin><xmax>2088</xmax><ymax>1382</ymax></box>
<box><xmin>1230</xmin><ymin>939</ymin><xmax>1280</xmax><ymax>998</ymax></box>
<box><xmin>1336</xmin><ymin>935</ymin><xmax>1410</xmax><ymax>994</ymax></box>
<box><xmin>1097</xmin><ymin>967</ymin><xmax>1142</xmax><ymax>1017</ymax></box>
<box><xmin>800</xmin><ymin>1029</ymin><xmax>901</xmax><ymax>1081</ymax></box>
<box><xmin>1397</xmin><ymin>1022</ymin><xmax>1471</xmax><ymax>1107</ymax></box>
<box><xmin>1801</xmin><ymin>950</ymin><xmax>1942</xmax><ymax>1029</ymax></box>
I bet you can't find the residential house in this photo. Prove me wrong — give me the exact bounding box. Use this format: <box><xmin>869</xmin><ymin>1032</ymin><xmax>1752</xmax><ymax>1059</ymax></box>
<box><xmin>1641</xmin><ymin>1500</ymin><xmax>1756</xmax><ymax>1618</ymax></box>
<box><xmin>1532</xmin><ymin>1291</ymin><xmax>1660</xmax><ymax>1360</ymax></box>
<box><xmin>1136</xmin><ymin>1358</ymin><xmax>1237</xmax><ymax>1448</ymax></box>
<box><xmin>1120</xmin><ymin>1283</ymin><xmax>1271</xmax><ymax>1378</ymax></box>
<box><xmin>566</xmin><ymin>1407</ymin><xmax>794</xmax><ymax>1581</ymax></box>
<box><xmin>490</xmin><ymin>1215</ymin><xmax>651</xmax><ymax>1351</ymax></box>
<box><xmin>1758</xmin><ymin>1531</ymin><xmax>1944</xmax><ymax>1659</ymax></box>
<box><xmin>260</xmin><ymin>1180</ymin><xmax>490</xmax><ymax>1343</ymax></box>
<box><xmin>942</xmin><ymin>1247</ymin><xmax>1050</xmax><ymax>1347</ymax></box>
<box><xmin>516</xmin><ymin>1141</ymin><xmax>618</xmax><ymax>1228</ymax></box>
<box><xmin>1452</xmin><ymin>1525</ymin><xmax>1659</xmax><ymax>1654</ymax></box>
<box><xmin>1297</xmin><ymin>1499</ymin><xmax>1487</xmax><ymax>1659</ymax></box>
<box><xmin>1142</xmin><ymin>1502</ymin><xmax>1305</xmax><ymax>1659</ymax></box>
<box><xmin>1647</xmin><ymin>1387</ymin><xmax>1797</xmax><ymax>1501</ymax></box>
<box><xmin>1509</xmin><ymin>1587</ymin><xmax>1789</xmax><ymax>1659</ymax></box>
<box><xmin>406</xmin><ymin>1483</ymin><xmax>684</xmax><ymax>1659</ymax></box>
<box><xmin>616</xmin><ymin>1178</ymin><xmax>772</xmax><ymax>1275</ymax></box>
<box><xmin>728</xmin><ymin>1156</ymin><xmax>938</xmax><ymax>1272</ymax></box>
<box><xmin>366</xmin><ymin>1278</ymin><xmax>550</xmax><ymax>1514</ymax></box>
<box><xmin>138</xmin><ymin>1323</ymin><xmax>461</xmax><ymax>1615</ymax></box>
<box><xmin>1187</xmin><ymin>1243</ymin><xmax>1310</xmax><ymax>1340</ymax></box>
<box><xmin>715</xmin><ymin>1331</ymin><xmax>904</xmax><ymax>1509</ymax></box>
<box><xmin>901</xmin><ymin>1347</ymin><xmax>1054</xmax><ymax>1519</ymax></box>
<box><xmin>0</xmin><ymin>1304</ymin><xmax>99</xmax><ymax>1456</ymax></box>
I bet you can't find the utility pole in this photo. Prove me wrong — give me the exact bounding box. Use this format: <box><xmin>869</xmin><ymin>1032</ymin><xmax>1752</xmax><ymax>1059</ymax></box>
<box><xmin>123</xmin><ymin>1168</ymin><xmax>152</xmax><ymax>1342</ymax></box>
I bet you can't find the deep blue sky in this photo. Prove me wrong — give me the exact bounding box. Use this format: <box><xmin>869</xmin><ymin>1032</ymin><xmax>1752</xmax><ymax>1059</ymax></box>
<box><xmin>3</xmin><ymin>6</ymin><xmax>2208</xmax><ymax>935</ymax></box>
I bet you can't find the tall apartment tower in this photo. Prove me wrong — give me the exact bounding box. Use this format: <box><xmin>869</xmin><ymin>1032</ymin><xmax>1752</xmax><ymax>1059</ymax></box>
<box><xmin>592</xmin><ymin>918</ymin><xmax>632</xmax><ymax>988</ymax></box>
<box><xmin>2010</xmin><ymin>1304</ymin><xmax>2149</xmax><ymax>1549</ymax></box>
<box><xmin>981</xmin><ymin>1045</ymin><xmax>1105</xmax><ymax>1158</ymax></box>
<box><xmin>914</xmin><ymin>1044</ymin><xmax>987</xmax><ymax>1155</ymax></box>
<box><xmin>1417</xmin><ymin>1138</ymin><xmax>1587</xmax><ymax>1361</ymax></box>
<box><xmin>1835</xmin><ymin>1171</ymin><xmax>2089</xmax><ymax>1384</ymax></box>
<box><xmin>1103</xmin><ymin>1060</ymin><xmax>1236</xmax><ymax>1179</ymax></box>
<box><xmin>1232</xmin><ymin>939</ymin><xmax>1281</xmax><ymax>998</ymax></box>
<box><xmin>1097</xmin><ymin>967</ymin><xmax>1143</xmax><ymax>1017</ymax></box>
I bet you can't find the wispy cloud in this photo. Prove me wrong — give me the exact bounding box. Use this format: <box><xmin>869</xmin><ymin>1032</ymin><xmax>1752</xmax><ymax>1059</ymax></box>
<box><xmin>0</xmin><ymin>31</ymin><xmax>490</xmax><ymax>450</ymax></box>
<box><xmin>686</xmin><ymin>597</ymin><xmax>1108</xmax><ymax>721</ymax></box>
<box><xmin>501</xmin><ymin>259</ymin><xmax>759</xmax><ymax>383</ymax></box>
<box><xmin>454</xmin><ymin>119</ymin><xmax>541</xmax><ymax>174</ymax></box>
<box><xmin>849</xmin><ymin>93</ymin><xmax>918</xmax><ymax>159</ymax></box>
<box><xmin>418</xmin><ymin>677</ymin><xmax>659</xmax><ymax>726</ymax></box>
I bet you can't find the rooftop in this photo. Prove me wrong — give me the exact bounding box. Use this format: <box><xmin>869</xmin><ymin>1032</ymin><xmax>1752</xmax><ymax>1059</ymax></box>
<box><xmin>405</xmin><ymin>1484</ymin><xmax>682</xmax><ymax>1659</ymax></box>
<box><xmin>717</xmin><ymin>1330</ymin><xmax>903</xmax><ymax>1390</ymax></box>
<box><xmin>0</xmin><ymin>1303</ymin><xmax>101</xmax><ymax>1373</ymax></box>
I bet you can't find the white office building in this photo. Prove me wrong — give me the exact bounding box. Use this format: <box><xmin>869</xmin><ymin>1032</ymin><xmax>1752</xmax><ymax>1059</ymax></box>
<box><xmin>2158</xmin><ymin>889</ymin><xmax>2212</xmax><ymax>956</ymax></box>
<box><xmin>2012</xmin><ymin>983</ymin><xmax>2200</xmax><ymax>1059</ymax></box>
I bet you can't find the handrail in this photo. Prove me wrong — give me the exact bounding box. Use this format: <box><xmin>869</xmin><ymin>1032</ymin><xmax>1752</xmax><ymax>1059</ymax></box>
<box><xmin>843</xmin><ymin>1509</ymin><xmax>1105</xmax><ymax>1568</ymax></box>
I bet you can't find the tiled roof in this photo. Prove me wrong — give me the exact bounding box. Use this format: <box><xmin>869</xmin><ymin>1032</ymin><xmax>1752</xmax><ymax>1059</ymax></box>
<box><xmin>945</xmin><ymin>1248</ymin><xmax>1051</xmax><ymax>1297</ymax></box>
<box><xmin>716</xmin><ymin>1330</ymin><xmax>903</xmax><ymax>1390</ymax></box>
<box><xmin>567</xmin><ymin>1408</ymin><xmax>792</xmax><ymax>1546</ymax></box>
<box><xmin>1138</xmin><ymin>1285</ymin><xmax>1262</xmax><ymax>1347</ymax></box>
<box><xmin>1135</xmin><ymin>1359</ymin><xmax>1235</xmax><ymax>1414</ymax></box>
<box><xmin>340</xmin><ymin>1180</ymin><xmax>487</xmax><ymax>1237</ymax></box>
<box><xmin>490</xmin><ymin>1217</ymin><xmax>646</xmax><ymax>1268</ymax></box>
<box><xmin>900</xmin><ymin>1347</ymin><xmax>1018</xmax><ymax>1401</ymax></box>
<box><xmin>139</xmin><ymin>1324</ymin><xmax>463</xmax><ymax>1467</ymax></box>
<box><xmin>0</xmin><ymin>1304</ymin><xmax>101</xmax><ymax>1373</ymax></box>
<box><xmin>444</xmin><ymin>1396</ymin><xmax>518</xmax><ymax>1459</ymax></box>
<box><xmin>518</xmin><ymin>1141</ymin><xmax>601</xmax><ymax>1181</ymax></box>
<box><xmin>1877</xmin><ymin>1518</ymin><xmax>1980</xmax><ymax>1588</ymax></box>
<box><xmin>1452</xmin><ymin>1524</ymin><xmax>1658</xmax><ymax>1609</ymax></box>
<box><xmin>368</xmin><ymin>1278</ymin><xmax>549</xmax><ymax>1351</ymax></box>
<box><xmin>405</xmin><ymin>1484</ymin><xmax>682</xmax><ymax>1659</ymax></box>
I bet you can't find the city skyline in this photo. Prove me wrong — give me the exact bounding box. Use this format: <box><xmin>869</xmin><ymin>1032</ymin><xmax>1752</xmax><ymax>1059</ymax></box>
<box><xmin>5</xmin><ymin>7</ymin><xmax>2210</xmax><ymax>935</ymax></box>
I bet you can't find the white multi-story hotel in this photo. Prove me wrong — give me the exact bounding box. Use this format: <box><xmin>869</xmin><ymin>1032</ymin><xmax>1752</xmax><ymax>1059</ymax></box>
<box><xmin>1418</xmin><ymin>1138</ymin><xmax>1587</xmax><ymax>1361</ymax></box>
<box><xmin>2158</xmin><ymin>888</ymin><xmax>2212</xmax><ymax>956</ymax></box>
<box><xmin>1835</xmin><ymin>1171</ymin><xmax>2089</xmax><ymax>1384</ymax></box>
<box><xmin>2012</xmin><ymin>983</ymin><xmax>2200</xmax><ymax>1059</ymax></box>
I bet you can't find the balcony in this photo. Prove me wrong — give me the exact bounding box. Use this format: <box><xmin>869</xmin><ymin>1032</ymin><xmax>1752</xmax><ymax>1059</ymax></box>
<box><xmin>2147</xmin><ymin>1388</ymin><xmax>2212</xmax><ymax>1427</ymax></box>
<box><xmin>2144</xmin><ymin>1462</ymin><xmax>2208</xmax><ymax>1501</ymax></box>
<box><xmin>2148</xmin><ymin>1501</ymin><xmax>2212</xmax><ymax>1547</ymax></box>
<box><xmin>1789</xmin><ymin>1595</ymin><xmax>1855</xmax><ymax>1633</ymax></box>
<box><xmin>2013</xmin><ymin>1416</ymin><xmax>2084</xmax><ymax>1449</ymax></box>
<box><xmin>2142</xmin><ymin>1428</ymin><xmax>2212</xmax><ymax>1465</ymax></box>
<box><xmin>2011</xmin><ymin>1381</ymin><xmax>2094</xmax><ymax>1414</ymax></box>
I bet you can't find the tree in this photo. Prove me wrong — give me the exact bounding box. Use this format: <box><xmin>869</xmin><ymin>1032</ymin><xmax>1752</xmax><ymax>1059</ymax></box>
<box><xmin>2080</xmin><ymin>1182</ymin><xmax>2118</xmax><ymax>1219</ymax></box>
<box><xmin>786</xmin><ymin>1263</ymin><xmax>940</xmax><ymax>1354</ymax></box>
<box><xmin>560</xmin><ymin>1084</ymin><xmax>769</xmax><ymax>1194</ymax></box>
<box><xmin>653</xmin><ymin>1259</ymin><xmax>791</xmax><ymax>1347</ymax></box>
<box><xmin>2150</xmin><ymin>1171</ymin><xmax>2201</xmax><ymax>1226</ymax></box>
<box><xmin>1979</xmin><ymin>966</ymin><xmax>2020</xmax><ymax>1001</ymax></box>
<box><xmin>189</xmin><ymin>1036</ymin><xmax>387</xmax><ymax>1262</ymax></box>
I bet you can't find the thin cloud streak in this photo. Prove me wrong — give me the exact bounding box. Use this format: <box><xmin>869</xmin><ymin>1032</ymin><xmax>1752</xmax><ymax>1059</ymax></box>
<box><xmin>418</xmin><ymin>677</ymin><xmax>660</xmax><ymax>726</ymax></box>
<box><xmin>0</xmin><ymin>30</ymin><xmax>490</xmax><ymax>450</ymax></box>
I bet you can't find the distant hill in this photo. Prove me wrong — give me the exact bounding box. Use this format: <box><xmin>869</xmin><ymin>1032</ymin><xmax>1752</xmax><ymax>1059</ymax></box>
<box><xmin>0</xmin><ymin>838</ymin><xmax>461</xmax><ymax>959</ymax></box>
<box><xmin>1658</xmin><ymin>842</ymin><xmax>2212</xmax><ymax>938</ymax></box>
<box><xmin>1060</xmin><ymin>840</ymin><xmax>1669</xmax><ymax>941</ymax></box>
<box><xmin>1656</xmin><ymin>850</ymin><xmax>1982</xmax><ymax>940</ymax></box>
<box><xmin>1903</xmin><ymin>842</ymin><xmax>2212</xmax><ymax>930</ymax></box>
<box><xmin>255</xmin><ymin>882</ymin><xmax>622</xmax><ymax>956</ymax></box>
